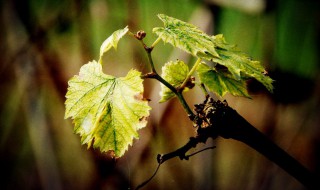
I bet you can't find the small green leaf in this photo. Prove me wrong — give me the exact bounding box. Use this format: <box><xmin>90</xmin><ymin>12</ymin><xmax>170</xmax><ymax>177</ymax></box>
<box><xmin>153</xmin><ymin>14</ymin><xmax>220</xmax><ymax>59</ymax></box>
<box><xmin>65</xmin><ymin>61</ymin><xmax>151</xmax><ymax>157</ymax></box>
<box><xmin>197</xmin><ymin>63</ymin><xmax>250</xmax><ymax>98</ymax></box>
<box><xmin>159</xmin><ymin>60</ymin><xmax>189</xmax><ymax>103</ymax></box>
<box><xmin>99</xmin><ymin>26</ymin><xmax>129</xmax><ymax>63</ymax></box>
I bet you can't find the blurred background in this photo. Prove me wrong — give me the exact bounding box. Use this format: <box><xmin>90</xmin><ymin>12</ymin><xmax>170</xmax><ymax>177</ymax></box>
<box><xmin>1</xmin><ymin>0</ymin><xmax>319</xmax><ymax>189</ymax></box>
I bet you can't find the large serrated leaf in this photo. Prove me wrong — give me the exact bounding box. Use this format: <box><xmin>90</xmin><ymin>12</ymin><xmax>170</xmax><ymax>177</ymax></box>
<box><xmin>99</xmin><ymin>26</ymin><xmax>129</xmax><ymax>64</ymax></box>
<box><xmin>153</xmin><ymin>14</ymin><xmax>220</xmax><ymax>59</ymax></box>
<box><xmin>197</xmin><ymin>63</ymin><xmax>250</xmax><ymax>98</ymax></box>
<box><xmin>159</xmin><ymin>60</ymin><xmax>189</xmax><ymax>102</ymax></box>
<box><xmin>153</xmin><ymin>14</ymin><xmax>273</xmax><ymax>96</ymax></box>
<box><xmin>65</xmin><ymin>61</ymin><xmax>151</xmax><ymax>157</ymax></box>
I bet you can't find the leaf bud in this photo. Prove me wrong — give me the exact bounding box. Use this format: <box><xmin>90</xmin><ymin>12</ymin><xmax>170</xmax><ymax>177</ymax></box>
<box><xmin>135</xmin><ymin>30</ymin><xmax>147</xmax><ymax>40</ymax></box>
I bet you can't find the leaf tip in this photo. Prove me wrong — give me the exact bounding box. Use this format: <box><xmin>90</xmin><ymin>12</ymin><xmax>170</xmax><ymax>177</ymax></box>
<box><xmin>157</xmin><ymin>13</ymin><xmax>165</xmax><ymax>19</ymax></box>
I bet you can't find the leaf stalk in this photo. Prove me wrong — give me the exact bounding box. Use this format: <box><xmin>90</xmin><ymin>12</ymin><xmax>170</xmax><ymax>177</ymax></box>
<box><xmin>151</xmin><ymin>36</ymin><xmax>162</xmax><ymax>49</ymax></box>
<box><xmin>179</xmin><ymin>58</ymin><xmax>202</xmax><ymax>91</ymax></box>
<box><xmin>141</xmin><ymin>42</ymin><xmax>195</xmax><ymax>118</ymax></box>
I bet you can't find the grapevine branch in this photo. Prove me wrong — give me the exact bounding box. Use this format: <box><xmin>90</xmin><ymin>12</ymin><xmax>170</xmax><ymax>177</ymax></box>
<box><xmin>218</xmin><ymin>111</ymin><xmax>317</xmax><ymax>189</ymax></box>
<box><xmin>194</xmin><ymin>96</ymin><xmax>317</xmax><ymax>189</ymax></box>
<box><xmin>136</xmin><ymin>96</ymin><xmax>317</xmax><ymax>189</ymax></box>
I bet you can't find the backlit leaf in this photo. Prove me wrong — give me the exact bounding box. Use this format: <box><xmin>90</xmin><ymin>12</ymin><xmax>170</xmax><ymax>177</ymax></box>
<box><xmin>99</xmin><ymin>26</ymin><xmax>129</xmax><ymax>64</ymax></box>
<box><xmin>159</xmin><ymin>60</ymin><xmax>189</xmax><ymax>102</ymax></box>
<box><xmin>153</xmin><ymin>14</ymin><xmax>273</xmax><ymax>96</ymax></box>
<box><xmin>65</xmin><ymin>61</ymin><xmax>151</xmax><ymax>157</ymax></box>
<box><xmin>153</xmin><ymin>14</ymin><xmax>220</xmax><ymax>59</ymax></box>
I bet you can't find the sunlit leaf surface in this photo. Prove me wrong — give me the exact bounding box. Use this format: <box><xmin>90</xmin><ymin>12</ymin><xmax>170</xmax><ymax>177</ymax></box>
<box><xmin>65</xmin><ymin>61</ymin><xmax>151</xmax><ymax>157</ymax></box>
<box><xmin>153</xmin><ymin>14</ymin><xmax>219</xmax><ymax>59</ymax></box>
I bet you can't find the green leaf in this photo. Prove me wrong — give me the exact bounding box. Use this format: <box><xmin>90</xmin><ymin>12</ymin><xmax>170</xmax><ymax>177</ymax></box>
<box><xmin>211</xmin><ymin>34</ymin><xmax>274</xmax><ymax>92</ymax></box>
<box><xmin>153</xmin><ymin>14</ymin><xmax>220</xmax><ymax>59</ymax></box>
<box><xmin>99</xmin><ymin>26</ymin><xmax>129</xmax><ymax>63</ymax></box>
<box><xmin>153</xmin><ymin>14</ymin><xmax>273</xmax><ymax>95</ymax></box>
<box><xmin>159</xmin><ymin>60</ymin><xmax>189</xmax><ymax>103</ymax></box>
<box><xmin>65</xmin><ymin>61</ymin><xmax>151</xmax><ymax>157</ymax></box>
<box><xmin>197</xmin><ymin>63</ymin><xmax>250</xmax><ymax>98</ymax></box>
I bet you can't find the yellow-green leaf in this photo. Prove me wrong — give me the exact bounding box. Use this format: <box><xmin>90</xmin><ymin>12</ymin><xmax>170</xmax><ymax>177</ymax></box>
<box><xmin>99</xmin><ymin>26</ymin><xmax>129</xmax><ymax>64</ymax></box>
<box><xmin>65</xmin><ymin>61</ymin><xmax>151</xmax><ymax>157</ymax></box>
<box><xmin>159</xmin><ymin>60</ymin><xmax>189</xmax><ymax>103</ymax></box>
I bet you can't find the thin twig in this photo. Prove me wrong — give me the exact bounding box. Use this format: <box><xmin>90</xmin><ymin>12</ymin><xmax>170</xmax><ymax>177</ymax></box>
<box><xmin>185</xmin><ymin>146</ymin><xmax>216</xmax><ymax>159</ymax></box>
<box><xmin>135</xmin><ymin>138</ymin><xmax>216</xmax><ymax>189</ymax></box>
<box><xmin>157</xmin><ymin>128</ymin><xmax>215</xmax><ymax>164</ymax></box>
<box><xmin>135</xmin><ymin>163</ymin><xmax>161</xmax><ymax>190</ymax></box>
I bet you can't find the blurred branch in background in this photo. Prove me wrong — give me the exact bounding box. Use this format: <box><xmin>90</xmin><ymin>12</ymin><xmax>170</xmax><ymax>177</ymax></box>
<box><xmin>0</xmin><ymin>0</ymin><xmax>319</xmax><ymax>189</ymax></box>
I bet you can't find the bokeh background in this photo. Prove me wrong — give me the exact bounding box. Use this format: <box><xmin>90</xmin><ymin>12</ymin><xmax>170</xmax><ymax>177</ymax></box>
<box><xmin>1</xmin><ymin>0</ymin><xmax>319</xmax><ymax>189</ymax></box>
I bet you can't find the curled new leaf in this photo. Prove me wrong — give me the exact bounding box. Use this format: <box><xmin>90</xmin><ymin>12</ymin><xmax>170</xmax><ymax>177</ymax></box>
<box><xmin>159</xmin><ymin>60</ymin><xmax>190</xmax><ymax>102</ymax></box>
<box><xmin>99</xmin><ymin>26</ymin><xmax>129</xmax><ymax>64</ymax></box>
<box><xmin>65</xmin><ymin>61</ymin><xmax>151</xmax><ymax>157</ymax></box>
